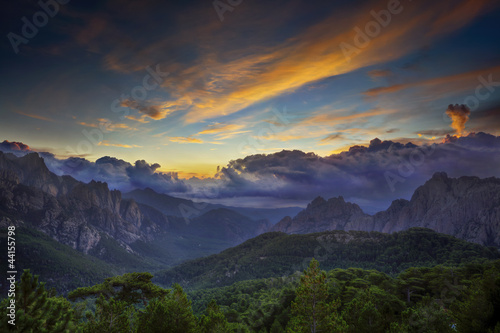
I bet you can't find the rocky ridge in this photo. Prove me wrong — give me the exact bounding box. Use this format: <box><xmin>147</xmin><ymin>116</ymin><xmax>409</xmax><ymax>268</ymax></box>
<box><xmin>272</xmin><ymin>172</ymin><xmax>500</xmax><ymax>247</ymax></box>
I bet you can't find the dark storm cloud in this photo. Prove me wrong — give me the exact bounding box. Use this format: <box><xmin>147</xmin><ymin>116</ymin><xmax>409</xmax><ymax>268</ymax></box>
<box><xmin>0</xmin><ymin>143</ymin><xmax>189</xmax><ymax>194</ymax></box>
<box><xmin>213</xmin><ymin>133</ymin><xmax>500</xmax><ymax>212</ymax></box>
<box><xmin>2</xmin><ymin>133</ymin><xmax>500</xmax><ymax>213</ymax></box>
<box><xmin>46</xmin><ymin>155</ymin><xmax>190</xmax><ymax>194</ymax></box>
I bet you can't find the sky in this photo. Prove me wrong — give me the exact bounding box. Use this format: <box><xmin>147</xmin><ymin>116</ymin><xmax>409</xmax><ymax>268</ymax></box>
<box><xmin>1</xmin><ymin>0</ymin><xmax>500</xmax><ymax>213</ymax></box>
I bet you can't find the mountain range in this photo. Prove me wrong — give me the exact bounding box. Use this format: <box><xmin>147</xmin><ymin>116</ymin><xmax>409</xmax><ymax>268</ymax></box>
<box><xmin>0</xmin><ymin>151</ymin><xmax>278</xmax><ymax>267</ymax></box>
<box><xmin>272</xmin><ymin>172</ymin><xmax>500</xmax><ymax>247</ymax></box>
<box><xmin>1</xmin><ymin>150</ymin><xmax>500</xmax><ymax>293</ymax></box>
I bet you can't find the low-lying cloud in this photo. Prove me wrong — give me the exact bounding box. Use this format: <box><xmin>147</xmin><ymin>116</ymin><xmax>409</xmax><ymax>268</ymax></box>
<box><xmin>2</xmin><ymin>132</ymin><xmax>500</xmax><ymax>213</ymax></box>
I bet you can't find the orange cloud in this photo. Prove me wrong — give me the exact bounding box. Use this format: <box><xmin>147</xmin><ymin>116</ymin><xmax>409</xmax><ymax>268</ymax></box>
<box><xmin>125</xmin><ymin>115</ymin><xmax>150</xmax><ymax>123</ymax></box>
<box><xmin>152</xmin><ymin>0</ymin><xmax>493</xmax><ymax>124</ymax></box>
<box><xmin>98</xmin><ymin>141</ymin><xmax>142</xmax><ymax>148</ymax></box>
<box><xmin>120</xmin><ymin>99</ymin><xmax>174</xmax><ymax>120</ymax></box>
<box><xmin>198</xmin><ymin>123</ymin><xmax>245</xmax><ymax>135</ymax></box>
<box><xmin>78</xmin><ymin>119</ymin><xmax>137</xmax><ymax>132</ymax></box>
<box><xmin>16</xmin><ymin>111</ymin><xmax>54</xmax><ymax>122</ymax></box>
<box><xmin>169</xmin><ymin>137</ymin><xmax>204</xmax><ymax>144</ymax></box>
<box><xmin>364</xmin><ymin>64</ymin><xmax>500</xmax><ymax>97</ymax></box>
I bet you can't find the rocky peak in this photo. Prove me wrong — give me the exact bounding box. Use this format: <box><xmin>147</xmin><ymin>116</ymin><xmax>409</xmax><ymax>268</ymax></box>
<box><xmin>272</xmin><ymin>195</ymin><xmax>372</xmax><ymax>234</ymax></box>
<box><xmin>308</xmin><ymin>196</ymin><xmax>326</xmax><ymax>208</ymax></box>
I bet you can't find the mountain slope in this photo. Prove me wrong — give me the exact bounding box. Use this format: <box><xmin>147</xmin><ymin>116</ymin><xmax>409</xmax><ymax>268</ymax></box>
<box><xmin>0</xmin><ymin>152</ymin><xmax>273</xmax><ymax>267</ymax></box>
<box><xmin>154</xmin><ymin>228</ymin><xmax>500</xmax><ymax>290</ymax></box>
<box><xmin>0</xmin><ymin>227</ymin><xmax>118</xmax><ymax>294</ymax></box>
<box><xmin>124</xmin><ymin>187</ymin><xmax>302</xmax><ymax>224</ymax></box>
<box><xmin>374</xmin><ymin>172</ymin><xmax>500</xmax><ymax>246</ymax></box>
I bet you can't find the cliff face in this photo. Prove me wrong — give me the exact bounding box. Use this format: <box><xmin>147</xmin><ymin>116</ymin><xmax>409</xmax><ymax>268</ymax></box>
<box><xmin>0</xmin><ymin>152</ymin><xmax>270</xmax><ymax>256</ymax></box>
<box><xmin>0</xmin><ymin>152</ymin><xmax>168</xmax><ymax>253</ymax></box>
<box><xmin>374</xmin><ymin>172</ymin><xmax>500</xmax><ymax>246</ymax></box>
<box><xmin>271</xmin><ymin>172</ymin><xmax>500</xmax><ymax>247</ymax></box>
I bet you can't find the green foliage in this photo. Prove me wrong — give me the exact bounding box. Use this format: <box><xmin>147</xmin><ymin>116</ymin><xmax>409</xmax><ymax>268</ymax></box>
<box><xmin>451</xmin><ymin>262</ymin><xmax>500</xmax><ymax>333</ymax></box>
<box><xmin>0</xmin><ymin>227</ymin><xmax>116</xmax><ymax>294</ymax></box>
<box><xmin>137</xmin><ymin>284</ymin><xmax>198</xmax><ymax>333</ymax></box>
<box><xmin>81</xmin><ymin>295</ymin><xmax>135</xmax><ymax>333</ymax></box>
<box><xmin>155</xmin><ymin>228</ymin><xmax>499</xmax><ymax>290</ymax></box>
<box><xmin>68</xmin><ymin>272</ymin><xmax>168</xmax><ymax>306</ymax></box>
<box><xmin>287</xmin><ymin>259</ymin><xmax>347</xmax><ymax>333</ymax></box>
<box><xmin>4</xmin><ymin>231</ymin><xmax>500</xmax><ymax>333</ymax></box>
<box><xmin>399</xmin><ymin>297</ymin><xmax>454</xmax><ymax>333</ymax></box>
<box><xmin>0</xmin><ymin>270</ymin><xmax>76</xmax><ymax>332</ymax></box>
<box><xmin>199</xmin><ymin>300</ymin><xmax>232</xmax><ymax>333</ymax></box>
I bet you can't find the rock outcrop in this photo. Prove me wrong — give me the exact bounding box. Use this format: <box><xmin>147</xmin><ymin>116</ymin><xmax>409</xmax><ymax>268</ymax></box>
<box><xmin>0</xmin><ymin>152</ymin><xmax>168</xmax><ymax>253</ymax></box>
<box><xmin>0</xmin><ymin>151</ymin><xmax>271</xmax><ymax>255</ymax></box>
<box><xmin>271</xmin><ymin>196</ymin><xmax>373</xmax><ymax>233</ymax></box>
<box><xmin>271</xmin><ymin>172</ymin><xmax>500</xmax><ymax>247</ymax></box>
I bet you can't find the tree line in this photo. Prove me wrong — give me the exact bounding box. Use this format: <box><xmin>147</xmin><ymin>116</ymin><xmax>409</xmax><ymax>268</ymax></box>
<box><xmin>1</xmin><ymin>258</ymin><xmax>499</xmax><ymax>332</ymax></box>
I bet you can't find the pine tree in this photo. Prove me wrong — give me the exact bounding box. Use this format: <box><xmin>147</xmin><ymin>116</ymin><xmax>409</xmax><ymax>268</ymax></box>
<box><xmin>138</xmin><ymin>283</ymin><xmax>198</xmax><ymax>333</ymax></box>
<box><xmin>199</xmin><ymin>300</ymin><xmax>232</xmax><ymax>333</ymax></box>
<box><xmin>68</xmin><ymin>272</ymin><xmax>168</xmax><ymax>306</ymax></box>
<box><xmin>287</xmin><ymin>259</ymin><xmax>347</xmax><ymax>333</ymax></box>
<box><xmin>81</xmin><ymin>294</ymin><xmax>135</xmax><ymax>333</ymax></box>
<box><xmin>0</xmin><ymin>270</ymin><xmax>75</xmax><ymax>332</ymax></box>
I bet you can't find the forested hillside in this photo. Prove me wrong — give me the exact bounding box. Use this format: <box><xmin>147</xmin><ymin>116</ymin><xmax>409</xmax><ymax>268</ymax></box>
<box><xmin>154</xmin><ymin>228</ymin><xmax>500</xmax><ymax>290</ymax></box>
<box><xmin>2</xmin><ymin>259</ymin><xmax>499</xmax><ymax>332</ymax></box>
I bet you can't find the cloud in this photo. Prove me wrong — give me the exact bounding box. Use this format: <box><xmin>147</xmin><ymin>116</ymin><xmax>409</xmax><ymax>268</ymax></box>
<box><xmin>196</xmin><ymin>123</ymin><xmax>250</xmax><ymax>140</ymax></box>
<box><xmin>162</xmin><ymin>0</ymin><xmax>493</xmax><ymax>124</ymax></box>
<box><xmin>16</xmin><ymin>111</ymin><xmax>55</xmax><ymax>122</ymax></box>
<box><xmin>78</xmin><ymin>119</ymin><xmax>137</xmax><ymax>132</ymax></box>
<box><xmin>0</xmin><ymin>140</ymin><xmax>189</xmax><ymax>194</ymax></box>
<box><xmin>98</xmin><ymin>141</ymin><xmax>142</xmax><ymax>148</ymax></box>
<box><xmin>0</xmin><ymin>140</ymin><xmax>32</xmax><ymax>154</ymax></box>
<box><xmin>125</xmin><ymin>115</ymin><xmax>150</xmax><ymax>123</ymax></box>
<box><xmin>3</xmin><ymin>132</ymin><xmax>500</xmax><ymax>213</ymax></box>
<box><xmin>363</xmin><ymin>64</ymin><xmax>500</xmax><ymax>97</ymax></box>
<box><xmin>367</xmin><ymin>69</ymin><xmax>393</xmax><ymax>79</ymax></box>
<box><xmin>208</xmin><ymin>132</ymin><xmax>500</xmax><ymax>213</ymax></box>
<box><xmin>44</xmin><ymin>155</ymin><xmax>189</xmax><ymax>194</ymax></box>
<box><xmin>446</xmin><ymin>104</ymin><xmax>471</xmax><ymax>136</ymax></box>
<box><xmin>319</xmin><ymin>133</ymin><xmax>344</xmax><ymax>145</ymax></box>
<box><xmin>169</xmin><ymin>137</ymin><xmax>204</xmax><ymax>144</ymax></box>
<box><xmin>120</xmin><ymin>99</ymin><xmax>173</xmax><ymax>120</ymax></box>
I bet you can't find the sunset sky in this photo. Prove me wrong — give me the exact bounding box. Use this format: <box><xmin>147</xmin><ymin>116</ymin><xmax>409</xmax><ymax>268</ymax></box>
<box><xmin>1</xmin><ymin>0</ymin><xmax>500</xmax><ymax>211</ymax></box>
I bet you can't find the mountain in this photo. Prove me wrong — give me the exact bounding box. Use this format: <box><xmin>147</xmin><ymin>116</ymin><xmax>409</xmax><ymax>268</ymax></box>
<box><xmin>271</xmin><ymin>196</ymin><xmax>374</xmax><ymax>233</ymax></box>
<box><xmin>0</xmin><ymin>151</ymin><xmax>272</xmax><ymax>267</ymax></box>
<box><xmin>374</xmin><ymin>172</ymin><xmax>500</xmax><ymax>246</ymax></box>
<box><xmin>0</xmin><ymin>227</ymin><xmax>118</xmax><ymax>295</ymax></box>
<box><xmin>154</xmin><ymin>228</ymin><xmax>500</xmax><ymax>290</ymax></box>
<box><xmin>185</xmin><ymin>208</ymin><xmax>271</xmax><ymax>244</ymax></box>
<box><xmin>272</xmin><ymin>172</ymin><xmax>500</xmax><ymax>247</ymax></box>
<box><xmin>0</xmin><ymin>152</ymin><xmax>168</xmax><ymax>255</ymax></box>
<box><xmin>124</xmin><ymin>187</ymin><xmax>302</xmax><ymax>224</ymax></box>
